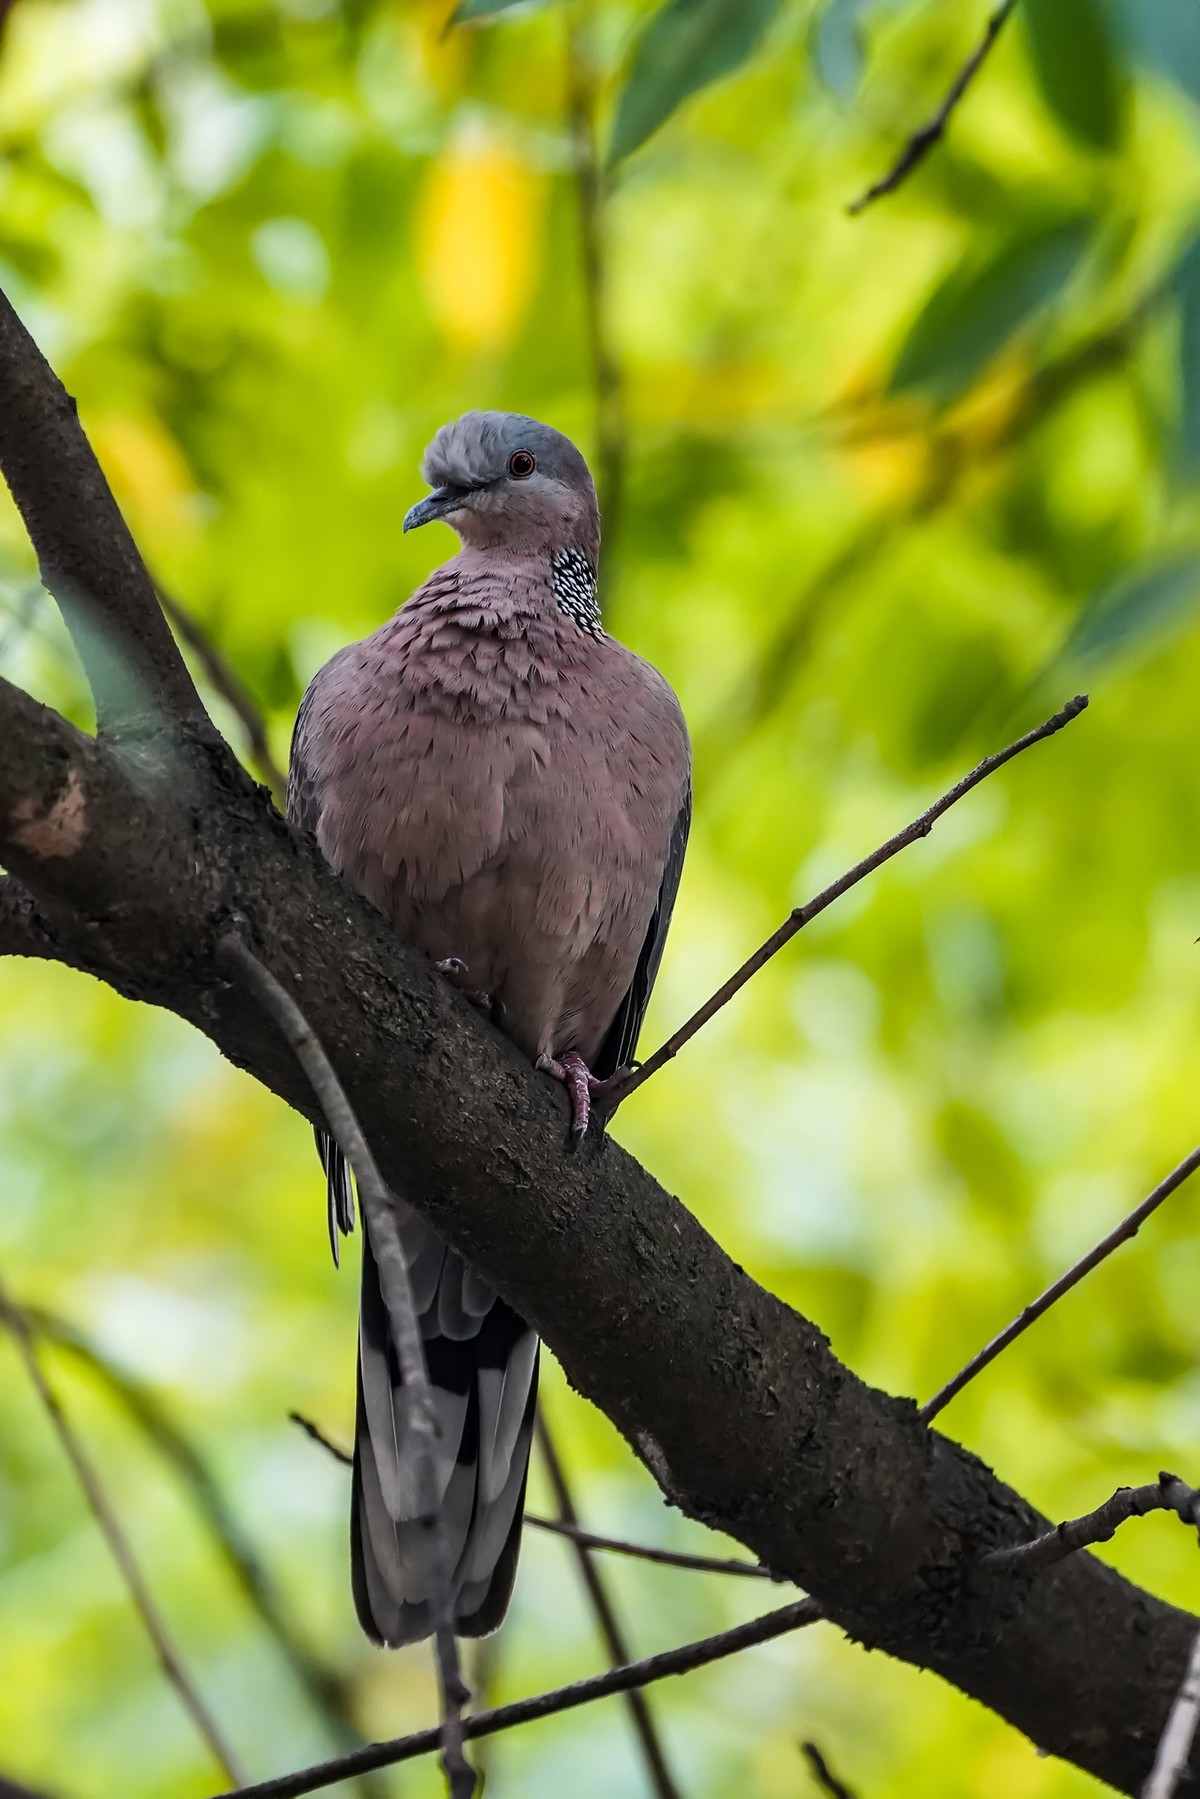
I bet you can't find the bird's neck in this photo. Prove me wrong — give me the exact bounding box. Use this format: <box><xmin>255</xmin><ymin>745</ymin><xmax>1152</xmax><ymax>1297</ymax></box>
<box><xmin>446</xmin><ymin>541</ymin><xmax>603</xmax><ymax>642</ymax></box>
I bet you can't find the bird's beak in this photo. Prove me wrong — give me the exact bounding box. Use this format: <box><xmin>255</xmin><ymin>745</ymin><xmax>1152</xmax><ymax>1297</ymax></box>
<box><xmin>402</xmin><ymin>486</ymin><xmax>470</xmax><ymax>533</ymax></box>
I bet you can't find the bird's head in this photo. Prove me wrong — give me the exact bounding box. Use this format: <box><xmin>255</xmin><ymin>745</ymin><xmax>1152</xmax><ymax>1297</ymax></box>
<box><xmin>403</xmin><ymin>411</ymin><xmax>599</xmax><ymax>562</ymax></box>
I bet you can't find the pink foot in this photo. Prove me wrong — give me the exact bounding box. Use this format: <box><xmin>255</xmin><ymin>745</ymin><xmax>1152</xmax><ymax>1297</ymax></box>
<box><xmin>537</xmin><ymin>1051</ymin><xmax>625</xmax><ymax>1143</ymax></box>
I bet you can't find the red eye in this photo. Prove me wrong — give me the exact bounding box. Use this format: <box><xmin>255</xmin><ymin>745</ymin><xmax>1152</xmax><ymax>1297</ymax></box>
<box><xmin>507</xmin><ymin>450</ymin><xmax>536</xmax><ymax>478</ymax></box>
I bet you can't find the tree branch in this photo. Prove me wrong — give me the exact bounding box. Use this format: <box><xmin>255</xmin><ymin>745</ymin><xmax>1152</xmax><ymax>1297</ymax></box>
<box><xmin>1145</xmin><ymin>1631</ymin><xmax>1200</xmax><ymax>1799</ymax></box>
<box><xmin>535</xmin><ymin>1413</ymin><xmax>683</xmax><ymax>1799</ymax></box>
<box><xmin>921</xmin><ymin>1143</ymin><xmax>1200</xmax><ymax>1422</ymax></box>
<box><xmin>216</xmin><ymin>936</ymin><xmax>474</xmax><ymax>1799</ymax></box>
<box><xmin>801</xmin><ymin>1741</ymin><xmax>858</xmax><ymax>1799</ymax></box>
<box><xmin>846</xmin><ymin>0</ymin><xmax>1017</xmax><ymax>215</ymax></box>
<box><xmin>613</xmin><ymin>695</ymin><xmax>1088</xmax><ymax>1107</ymax></box>
<box><xmin>158</xmin><ymin>589</ymin><xmax>286</xmax><ymax>799</ymax></box>
<box><xmin>0</xmin><ymin>291</ymin><xmax>209</xmax><ymax>736</ymax></box>
<box><xmin>0</xmin><ymin>1281</ymin><xmax>244</xmax><ymax>1784</ymax></box>
<box><xmin>982</xmin><ymin>1473</ymin><xmax>1200</xmax><ymax>1575</ymax></box>
<box><xmin>210</xmin><ymin>1598</ymin><xmax>824</xmax><ymax>1799</ymax></box>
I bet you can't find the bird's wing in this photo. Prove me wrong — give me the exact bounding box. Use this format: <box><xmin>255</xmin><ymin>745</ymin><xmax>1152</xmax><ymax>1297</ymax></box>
<box><xmin>287</xmin><ymin>688</ymin><xmax>357</xmax><ymax>1262</ymax></box>
<box><xmin>593</xmin><ymin>787</ymin><xmax>692</xmax><ymax>1082</ymax></box>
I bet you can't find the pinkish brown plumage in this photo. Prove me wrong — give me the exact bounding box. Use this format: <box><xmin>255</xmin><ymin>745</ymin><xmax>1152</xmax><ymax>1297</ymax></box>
<box><xmin>289</xmin><ymin>411</ymin><xmax>690</xmax><ymax>1648</ymax></box>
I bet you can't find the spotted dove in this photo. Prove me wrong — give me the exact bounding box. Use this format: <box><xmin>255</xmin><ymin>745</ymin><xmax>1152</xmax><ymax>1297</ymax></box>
<box><xmin>287</xmin><ymin>411</ymin><xmax>691</xmax><ymax>1645</ymax></box>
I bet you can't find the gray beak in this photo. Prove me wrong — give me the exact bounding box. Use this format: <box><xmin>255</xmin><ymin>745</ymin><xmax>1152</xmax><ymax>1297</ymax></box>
<box><xmin>403</xmin><ymin>486</ymin><xmax>470</xmax><ymax>533</ymax></box>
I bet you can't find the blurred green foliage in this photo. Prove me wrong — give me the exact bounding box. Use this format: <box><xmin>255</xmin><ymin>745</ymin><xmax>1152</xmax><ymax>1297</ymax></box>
<box><xmin>3</xmin><ymin>1</ymin><xmax>1200</xmax><ymax>1796</ymax></box>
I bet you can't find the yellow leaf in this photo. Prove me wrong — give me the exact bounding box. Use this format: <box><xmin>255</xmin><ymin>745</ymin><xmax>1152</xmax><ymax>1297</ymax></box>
<box><xmin>416</xmin><ymin>125</ymin><xmax>542</xmax><ymax>350</ymax></box>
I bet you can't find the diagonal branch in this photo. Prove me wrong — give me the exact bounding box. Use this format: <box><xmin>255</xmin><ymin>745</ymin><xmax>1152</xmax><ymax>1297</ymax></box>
<box><xmin>982</xmin><ymin>1472</ymin><xmax>1200</xmax><ymax>1575</ymax></box>
<box><xmin>217</xmin><ymin>935</ymin><xmax>474</xmax><ymax>1799</ymax></box>
<box><xmin>921</xmin><ymin>1141</ymin><xmax>1200</xmax><ymax>1422</ymax></box>
<box><xmin>1145</xmin><ymin>1631</ymin><xmax>1200</xmax><ymax>1799</ymax></box>
<box><xmin>158</xmin><ymin>590</ymin><xmax>286</xmax><ymax>799</ymax></box>
<box><xmin>209</xmin><ymin>1598</ymin><xmax>823</xmax><ymax>1799</ymax></box>
<box><xmin>846</xmin><ymin>0</ymin><xmax>1017</xmax><ymax>215</ymax></box>
<box><xmin>613</xmin><ymin>694</ymin><xmax>1088</xmax><ymax>1107</ymax></box>
<box><xmin>0</xmin><ymin>290</ymin><xmax>209</xmax><ymax>736</ymax></box>
<box><xmin>0</xmin><ymin>1281</ymin><xmax>244</xmax><ymax>1784</ymax></box>
<box><xmin>535</xmin><ymin>1413</ymin><xmax>683</xmax><ymax>1799</ymax></box>
<box><xmin>801</xmin><ymin>1741</ymin><xmax>858</xmax><ymax>1799</ymax></box>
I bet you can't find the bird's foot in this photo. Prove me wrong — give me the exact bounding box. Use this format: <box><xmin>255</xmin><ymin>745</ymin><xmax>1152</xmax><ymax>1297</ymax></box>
<box><xmin>537</xmin><ymin>1051</ymin><xmax>626</xmax><ymax>1144</ymax></box>
<box><xmin>433</xmin><ymin>956</ymin><xmax>493</xmax><ymax>1012</ymax></box>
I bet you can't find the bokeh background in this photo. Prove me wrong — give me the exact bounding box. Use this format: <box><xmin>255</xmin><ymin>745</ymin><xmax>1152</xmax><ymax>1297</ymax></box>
<box><xmin>3</xmin><ymin>0</ymin><xmax>1200</xmax><ymax>1794</ymax></box>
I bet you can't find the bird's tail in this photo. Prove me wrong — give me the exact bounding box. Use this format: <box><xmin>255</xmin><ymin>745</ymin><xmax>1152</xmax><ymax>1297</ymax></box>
<box><xmin>350</xmin><ymin>1207</ymin><xmax>539</xmax><ymax>1647</ymax></box>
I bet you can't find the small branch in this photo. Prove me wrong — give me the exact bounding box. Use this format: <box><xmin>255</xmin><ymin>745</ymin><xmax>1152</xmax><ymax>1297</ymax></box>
<box><xmin>566</xmin><ymin>10</ymin><xmax>626</xmax><ymax>589</ymax></box>
<box><xmin>526</xmin><ymin>1514</ymin><xmax>773</xmax><ymax>1579</ymax></box>
<box><xmin>0</xmin><ymin>1777</ymin><xmax>59</xmax><ymax>1799</ymax></box>
<box><xmin>158</xmin><ymin>590</ymin><xmax>286</xmax><ymax>799</ymax></box>
<box><xmin>0</xmin><ymin>1282</ymin><xmax>244</xmax><ymax>1785</ymax></box>
<box><xmin>921</xmin><ymin>1141</ymin><xmax>1200</xmax><ymax>1422</ymax></box>
<box><xmin>210</xmin><ymin>1598</ymin><xmax>823</xmax><ymax>1799</ymax></box>
<box><xmin>983</xmin><ymin>1473</ymin><xmax>1200</xmax><ymax>1574</ymax></box>
<box><xmin>290</xmin><ymin>1409</ymin><xmax>771</xmax><ymax>1578</ymax></box>
<box><xmin>0</xmin><ymin>286</ymin><xmax>209</xmax><ymax>735</ymax></box>
<box><xmin>1144</xmin><ymin>1629</ymin><xmax>1200</xmax><ymax>1799</ymax></box>
<box><xmin>801</xmin><ymin>1740</ymin><xmax>858</xmax><ymax>1799</ymax></box>
<box><xmin>535</xmin><ymin>1413</ymin><xmax>683</xmax><ymax>1799</ymax></box>
<box><xmin>846</xmin><ymin>0</ymin><xmax>1017</xmax><ymax>215</ymax></box>
<box><xmin>218</xmin><ymin>935</ymin><xmax>474</xmax><ymax>1799</ymax></box>
<box><xmin>614</xmin><ymin>695</ymin><xmax>1088</xmax><ymax>1108</ymax></box>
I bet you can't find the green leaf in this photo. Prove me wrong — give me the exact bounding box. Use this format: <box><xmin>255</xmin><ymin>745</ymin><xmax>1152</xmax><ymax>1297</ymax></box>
<box><xmin>1063</xmin><ymin>556</ymin><xmax>1200</xmax><ymax>666</ymax></box>
<box><xmin>1109</xmin><ymin>0</ymin><xmax>1200</xmax><ymax>105</ymax></box>
<box><xmin>1175</xmin><ymin>232</ymin><xmax>1200</xmax><ymax>477</ymax></box>
<box><xmin>1024</xmin><ymin>0</ymin><xmax>1126</xmax><ymax>151</ymax></box>
<box><xmin>608</xmin><ymin>0</ymin><xmax>780</xmax><ymax>168</ymax></box>
<box><xmin>890</xmin><ymin>216</ymin><xmax>1093</xmax><ymax>403</ymax></box>
<box><xmin>812</xmin><ymin>0</ymin><xmax>866</xmax><ymax>99</ymax></box>
<box><xmin>450</xmin><ymin>0</ymin><xmax>542</xmax><ymax>23</ymax></box>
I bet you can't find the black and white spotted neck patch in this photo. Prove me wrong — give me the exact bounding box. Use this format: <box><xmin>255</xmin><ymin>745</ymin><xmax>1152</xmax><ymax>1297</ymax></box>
<box><xmin>551</xmin><ymin>548</ymin><xmax>603</xmax><ymax>639</ymax></box>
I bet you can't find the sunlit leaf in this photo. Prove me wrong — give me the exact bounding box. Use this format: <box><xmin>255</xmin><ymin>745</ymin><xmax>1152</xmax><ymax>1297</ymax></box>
<box><xmin>1175</xmin><ymin>232</ymin><xmax>1200</xmax><ymax>477</ymax></box>
<box><xmin>450</xmin><ymin>0</ymin><xmax>546</xmax><ymax>21</ymax></box>
<box><xmin>811</xmin><ymin>0</ymin><xmax>866</xmax><ymax>99</ymax></box>
<box><xmin>608</xmin><ymin>0</ymin><xmax>780</xmax><ymax>168</ymax></box>
<box><xmin>1062</xmin><ymin>556</ymin><xmax>1200</xmax><ymax>666</ymax></box>
<box><xmin>1023</xmin><ymin>0</ymin><xmax>1126</xmax><ymax>150</ymax></box>
<box><xmin>416</xmin><ymin>130</ymin><xmax>542</xmax><ymax>349</ymax></box>
<box><xmin>890</xmin><ymin>216</ymin><xmax>1093</xmax><ymax>402</ymax></box>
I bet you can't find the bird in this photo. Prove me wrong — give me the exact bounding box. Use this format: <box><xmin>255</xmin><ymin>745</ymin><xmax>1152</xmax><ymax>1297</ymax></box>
<box><xmin>287</xmin><ymin>410</ymin><xmax>691</xmax><ymax>1647</ymax></box>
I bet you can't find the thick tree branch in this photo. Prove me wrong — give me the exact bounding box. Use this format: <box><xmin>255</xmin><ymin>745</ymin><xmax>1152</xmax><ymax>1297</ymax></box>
<box><xmin>0</xmin><ymin>291</ymin><xmax>209</xmax><ymax>735</ymax></box>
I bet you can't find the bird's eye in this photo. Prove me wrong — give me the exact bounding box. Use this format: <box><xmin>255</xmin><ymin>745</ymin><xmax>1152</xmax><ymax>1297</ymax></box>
<box><xmin>507</xmin><ymin>450</ymin><xmax>536</xmax><ymax>479</ymax></box>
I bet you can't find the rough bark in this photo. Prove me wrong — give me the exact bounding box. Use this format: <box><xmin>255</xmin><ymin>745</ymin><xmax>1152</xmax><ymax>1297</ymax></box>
<box><xmin>0</xmin><ymin>285</ymin><xmax>1196</xmax><ymax>1798</ymax></box>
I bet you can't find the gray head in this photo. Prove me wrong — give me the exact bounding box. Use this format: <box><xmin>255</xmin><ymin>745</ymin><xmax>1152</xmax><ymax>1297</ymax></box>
<box><xmin>403</xmin><ymin>411</ymin><xmax>600</xmax><ymax>563</ymax></box>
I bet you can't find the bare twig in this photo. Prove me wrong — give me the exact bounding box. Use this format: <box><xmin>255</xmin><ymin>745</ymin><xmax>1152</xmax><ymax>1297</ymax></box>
<box><xmin>801</xmin><ymin>1740</ymin><xmax>858</xmax><ymax>1799</ymax></box>
<box><xmin>921</xmin><ymin>1141</ymin><xmax>1200</xmax><ymax>1422</ymax></box>
<box><xmin>613</xmin><ymin>694</ymin><xmax>1088</xmax><ymax>1108</ymax></box>
<box><xmin>566</xmin><ymin>11</ymin><xmax>626</xmax><ymax>588</ymax></box>
<box><xmin>1143</xmin><ymin>1629</ymin><xmax>1200</xmax><ymax>1799</ymax></box>
<box><xmin>0</xmin><ymin>1283</ymin><xmax>244</xmax><ymax>1785</ymax></box>
<box><xmin>20</xmin><ymin>1311</ymin><xmax>373</xmax><ymax>1782</ymax></box>
<box><xmin>535</xmin><ymin>1413</ymin><xmax>683</xmax><ymax>1799</ymax></box>
<box><xmin>527</xmin><ymin>1514</ymin><xmax>772</xmax><ymax>1578</ymax></box>
<box><xmin>218</xmin><ymin>935</ymin><xmax>474</xmax><ymax>1799</ymax></box>
<box><xmin>983</xmin><ymin>1473</ymin><xmax>1200</xmax><ymax>1574</ymax></box>
<box><xmin>158</xmin><ymin>590</ymin><xmax>286</xmax><ymax>798</ymax></box>
<box><xmin>0</xmin><ymin>1776</ymin><xmax>59</xmax><ymax>1799</ymax></box>
<box><xmin>290</xmin><ymin>1409</ymin><xmax>771</xmax><ymax>1577</ymax></box>
<box><xmin>846</xmin><ymin>0</ymin><xmax>1017</xmax><ymax>215</ymax></box>
<box><xmin>210</xmin><ymin>1598</ymin><xmax>823</xmax><ymax>1799</ymax></box>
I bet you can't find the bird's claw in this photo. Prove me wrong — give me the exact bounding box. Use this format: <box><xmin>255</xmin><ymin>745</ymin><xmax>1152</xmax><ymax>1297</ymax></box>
<box><xmin>434</xmin><ymin>955</ymin><xmax>493</xmax><ymax>1012</ymax></box>
<box><xmin>537</xmin><ymin>1051</ymin><xmax>624</xmax><ymax>1145</ymax></box>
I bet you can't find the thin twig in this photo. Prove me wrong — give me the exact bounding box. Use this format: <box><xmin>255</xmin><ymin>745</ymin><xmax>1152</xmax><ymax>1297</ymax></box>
<box><xmin>1143</xmin><ymin>1628</ymin><xmax>1200</xmax><ymax>1799</ymax></box>
<box><xmin>218</xmin><ymin>935</ymin><xmax>474</xmax><ymax>1799</ymax></box>
<box><xmin>19</xmin><ymin>1312</ymin><xmax>374</xmax><ymax>1783</ymax></box>
<box><xmin>566</xmin><ymin>10</ymin><xmax>626</xmax><ymax>591</ymax></box>
<box><xmin>983</xmin><ymin>1473</ymin><xmax>1200</xmax><ymax>1574</ymax></box>
<box><xmin>290</xmin><ymin>1409</ymin><xmax>771</xmax><ymax>1577</ymax></box>
<box><xmin>613</xmin><ymin>695</ymin><xmax>1088</xmax><ymax>1109</ymax></box>
<box><xmin>846</xmin><ymin>0</ymin><xmax>1017</xmax><ymax>215</ymax></box>
<box><xmin>158</xmin><ymin>589</ymin><xmax>286</xmax><ymax>798</ymax></box>
<box><xmin>801</xmin><ymin>1740</ymin><xmax>858</xmax><ymax>1799</ymax></box>
<box><xmin>527</xmin><ymin>1514</ymin><xmax>772</xmax><ymax>1578</ymax></box>
<box><xmin>209</xmin><ymin>1598</ymin><xmax>824</xmax><ymax>1799</ymax></box>
<box><xmin>921</xmin><ymin>1141</ymin><xmax>1200</xmax><ymax>1422</ymax></box>
<box><xmin>0</xmin><ymin>1283</ymin><xmax>244</xmax><ymax>1785</ymax></box>
<box><xmin>0</xmin><ymin>1776</ymin><xmax>58</xmax><ymax>1799</ymax></box>
<box><xmin>535</xmin><ymin>1413</ymin><xmax>683</xmax><ymax>1799</ymax></box>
